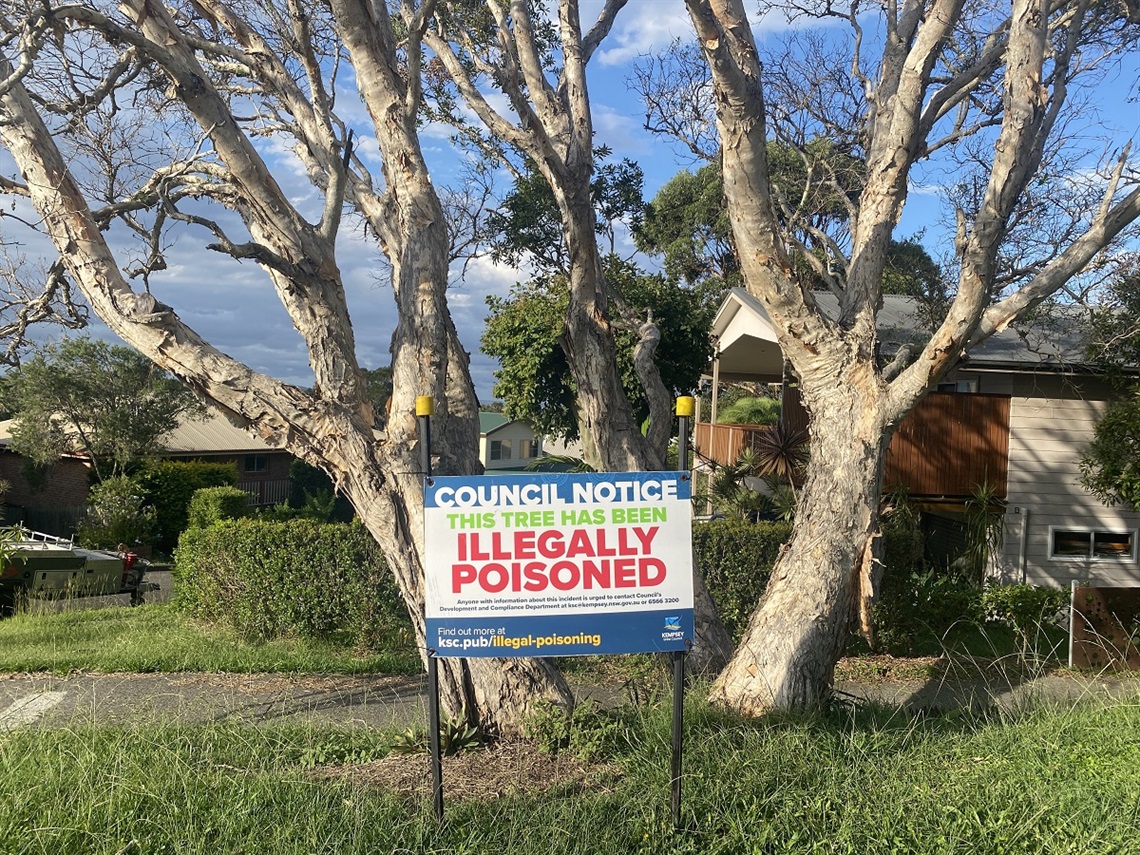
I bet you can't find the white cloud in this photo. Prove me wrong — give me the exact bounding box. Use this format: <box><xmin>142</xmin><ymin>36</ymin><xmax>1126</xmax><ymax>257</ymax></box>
<box><xmin>592</xmin><ymin>102</ymin><xmax>650</xmax><ymax>155</ymax></box>
<box><xmin>907</xmin><ymin>181</ymin><xmax>943</xmax><ymax>198</ymax></box>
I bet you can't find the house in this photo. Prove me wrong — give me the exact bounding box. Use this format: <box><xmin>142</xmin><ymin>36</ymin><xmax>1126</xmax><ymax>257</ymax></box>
<box><xmin>700</xmin><ymin>287</ymin><xmax>1140</xmax><ymax>589</ymax></box>
<box><xmin>159</xmin><ymin>409</ymin><xmax>293</xmax><ymax>506</ymax></box>
<box><xmin>479</xmin><ymin>413</ymin><xmax>544</xmax><ymax>472</ymax></box>
<box><xmin>0</xmin><ymin>407</ymin><xmax>295</xmax><ymax>536</ymax></box>
<box><xmin>0</xmin><ymin>425</ymin><xmax>91</xmax><ymax>534</ymax></box>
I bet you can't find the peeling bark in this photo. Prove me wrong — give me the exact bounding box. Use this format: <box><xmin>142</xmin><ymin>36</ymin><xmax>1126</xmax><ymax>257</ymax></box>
<box><xmin>686</xmin><ymin>0</ymin><xmax>1140</xmax><ymax>713</ymax></box>
<box><xmin>709</xmin><ymin>377</ymin><xmax>891</xmax><ymax>713</ymax></box>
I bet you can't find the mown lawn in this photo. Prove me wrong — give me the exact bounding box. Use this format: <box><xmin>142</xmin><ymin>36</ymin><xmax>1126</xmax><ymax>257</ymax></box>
<box><xmin>3</xmin><ymin>697</ymin><xmax>1140</xmax><ymax>854</ymax></box>
<box><xmin>0</xmin><ymin>604</ymin><xmax>420</xmax><ymax>675</ymax></box>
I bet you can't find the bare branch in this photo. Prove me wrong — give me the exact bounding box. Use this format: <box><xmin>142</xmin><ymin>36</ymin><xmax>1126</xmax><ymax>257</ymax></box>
<box><xmin>506</xmin><ymin>0</ymin><xmax>561</xmax><ymax>129</ymax></box>
<box><xmin>581</xmin><ymin>0</ymin><xmax>628</xmax><ymax>64</ymax></box>
<box><xmin>422</xmin><ymin>16</ymin><xmax>543</xmax><ymax>161</ymax></box>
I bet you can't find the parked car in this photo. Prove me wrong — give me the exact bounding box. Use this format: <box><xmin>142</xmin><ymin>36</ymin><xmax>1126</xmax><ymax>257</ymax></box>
<box><xmin>0</xmin><ymin>528</ymin><xmax>157</xmax><ymax>616</ymax></box>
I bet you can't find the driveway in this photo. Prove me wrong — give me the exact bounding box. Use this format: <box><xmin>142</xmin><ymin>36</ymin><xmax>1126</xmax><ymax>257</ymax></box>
<box><xmin>19</xmin><ymin>567</ymin><xmax>174</xmax><ymax>616</ymax></box>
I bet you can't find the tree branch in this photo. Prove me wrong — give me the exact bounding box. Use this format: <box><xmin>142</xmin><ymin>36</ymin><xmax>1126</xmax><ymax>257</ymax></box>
<box><xmin>581</xmin><ymin>0</ymin><xmax>627</xmax><ymax>64</ymax></box>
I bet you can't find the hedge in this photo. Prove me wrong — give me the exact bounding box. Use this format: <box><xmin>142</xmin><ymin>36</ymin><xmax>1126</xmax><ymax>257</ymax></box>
<box><xmin>186</xmin><ymin>486</ymin><xmax>250</xmax><ymax>529</ymax></box>
<box><xmin>137</xmin><ymin>460</ymin><xmax>237</xmax><ymax>552</ymax></box>
<box><xmin>693</xmin><ymin>518</ymin><xmax>791</xmax><ymax>641</ymax></box>
<box><xmin>173</xmin><ymin>519</ymin><xmax>405</xmax><ymax>647</ymax></box>
<box><xmin>173</xmin><ymin>514</ymin><xmax>1064</xmax><ymax>658</ymax></box>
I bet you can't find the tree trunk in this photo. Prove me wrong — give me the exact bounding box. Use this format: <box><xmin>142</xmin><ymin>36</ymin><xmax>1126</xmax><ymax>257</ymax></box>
<box><xmin>710</xmin><ymin>381</ymin><xmax>891</xmax><ymax>713</ymax></box>
<box><xmin>425</xmin><ymin>1</ymin><xmax>735</xmax><ymax>674</ymax></box>
<box><xmin>558</xmin><ymin>186</ymin><xmax>734</xmax><ymax>674</ymax></box>
<box><xmin>0</xmin><ymin>40</ymin><xmax>571</xmax><ymax>734</ymax></box>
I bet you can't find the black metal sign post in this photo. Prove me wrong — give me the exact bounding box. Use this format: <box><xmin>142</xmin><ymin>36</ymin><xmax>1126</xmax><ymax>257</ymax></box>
<box><xmin>417</xmin><ymin>395</ymin><xmax>445</xmax><ymax>824</ymax></box>
<box><xmin>672</xmin><ymin>395</ymin><xmax>694</xmax><ymax>831</ymax></box>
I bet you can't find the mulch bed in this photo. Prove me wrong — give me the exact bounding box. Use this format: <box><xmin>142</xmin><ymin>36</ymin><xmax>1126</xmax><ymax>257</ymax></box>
<box><xmin>310</xmin><ymin>740</ymin><xmax>622</xmax><ymax>801</ymax></box>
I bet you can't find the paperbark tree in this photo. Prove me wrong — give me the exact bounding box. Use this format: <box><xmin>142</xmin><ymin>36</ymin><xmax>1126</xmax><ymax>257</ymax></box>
<box><xmin>682</xmin><ymin>0</ymin><xmax>1140</xmax><ymax>714</ymax></box>
<box><xmin>424</xmin><ymin>0</ymin><xmax>733</xmax><ymax>672</ymax></box>
<box><xmin>0</xmin><ymin>0</ymin><xmax>570</xmax><ymax>731</ymax></box>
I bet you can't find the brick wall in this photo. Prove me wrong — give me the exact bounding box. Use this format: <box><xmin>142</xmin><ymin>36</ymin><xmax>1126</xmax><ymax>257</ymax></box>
<box><xmin>0</xmin><ymin>450</ymin><xmax>91</xmax><ymax>511</ymax></box>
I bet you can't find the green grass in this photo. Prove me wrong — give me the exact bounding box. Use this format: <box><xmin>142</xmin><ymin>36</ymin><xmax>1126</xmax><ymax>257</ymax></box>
<box><xmin>0</xmin><ymin>604</ymin><xmax>420</xmax><ymax>675</ymax></box>
<box><xmin>3</xmin><ymin>697</ymin><xmax>1140</xmax><ymax>853</ymax></box>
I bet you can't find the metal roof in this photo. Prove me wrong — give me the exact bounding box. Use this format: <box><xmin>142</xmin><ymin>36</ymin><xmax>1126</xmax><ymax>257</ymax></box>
<box><xmin>0</xmin><ymin>408</ymin><xmax>277</xmax><ymax>456</ymax></box>
<box><xmin>712</xmin><ymin>287</ymin><xmax>1093</xmax><ymax>379</ymax></box>
<box><xmin>160</xmin><ymin>408</ymin><xmax>277</xmax><ymax>454</ymax></box>
<box><xmin>478</xmin><ymin>412</ymin><xmax>511</xmax><ymax>435</ymax></box>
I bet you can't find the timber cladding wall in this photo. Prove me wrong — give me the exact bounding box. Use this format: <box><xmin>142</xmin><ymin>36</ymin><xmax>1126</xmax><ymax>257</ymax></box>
<box><xmin>696</xmin><ymin>390</ymin><xmax>1012</xmax><ymax>502</ymax></box>
<box><xmin>883</xmin><ymin>392</ymin><xmax>1011</xmax><ymax>499</ymax></box>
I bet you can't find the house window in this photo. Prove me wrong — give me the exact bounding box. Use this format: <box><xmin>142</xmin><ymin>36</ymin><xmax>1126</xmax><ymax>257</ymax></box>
<box><xmin>244</xmin><ymin>454</ymin><xmax>268</xmax><ymax>473</ymax></box>
<box><xmin>937</xmin><ymin>378</ymin><xmax>979</xmax><ymax>393</ymax></box>
<box><xmin>490</xmin><ymin>440</ymin><xmax>512</xmax><ymax>461</ymax></box>
<box><xmin>1049</xmin><ymin>528</ymin><xmax>1137</xmax><ymax>561</ymax></box>
<box><xmin>518</xmin><ymin>439</ymin><xmax>539</xmax><ymax>459</ymax></box>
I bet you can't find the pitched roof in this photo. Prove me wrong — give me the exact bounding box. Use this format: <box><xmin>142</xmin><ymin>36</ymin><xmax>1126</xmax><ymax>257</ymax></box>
<box><xmin>713</xmin><ymin>287</ymin><xmax>1093</xmax><ymax>380</ymax></box>
<box><xmin>478</xmin><ymin>412</ymin><xmax>511</xmax><ymax>435</ymax></box>
<box><xmin>160</xmin><ymin>408</ymin><xmax>277</xmax><ymax>454</ymax></box>
<box><xmin>0</xmin><ymin>405</ymin><xmax>276</xmax><ymax>457</ymax></box>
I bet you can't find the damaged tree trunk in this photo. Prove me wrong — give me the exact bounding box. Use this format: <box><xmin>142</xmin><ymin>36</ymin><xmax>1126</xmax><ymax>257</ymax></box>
<box><xmin>710</xmin><ymin>373</ymin><xmax>893</xmax><ymax>712</ymax></box>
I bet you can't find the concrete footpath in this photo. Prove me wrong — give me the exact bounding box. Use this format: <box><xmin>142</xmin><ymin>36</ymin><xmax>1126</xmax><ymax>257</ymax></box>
<box><xmin>0</xmin><ymin>672</ymin><xmax>428</xmax><ymax>731</ymax></box>
<box><xmin>2</xmin><ymin>667</ymin><xmax>1138</xmax><ymax>732</ymax></box>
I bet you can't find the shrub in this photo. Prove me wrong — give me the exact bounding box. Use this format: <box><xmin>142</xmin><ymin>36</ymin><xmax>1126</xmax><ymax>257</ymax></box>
<box><xmin>186</xmin><ymin>486</ymin><xmax>250</xmax><ymax>529</ymax></box>
<box><xmin>137</xmin><ymin>460</ymin><xmax>237</xmax><ymax>552</ymax></box>
<box><xmin>173</xmin><ymin>518</ymin><xmax>405</xmax><ymax>647</ymax></box>
<box><xmin>287</xmin><ymin>459</ymin><xmax>354</xmax><ymax>521</ymax></box>
<box><xmin>716</xmin><ymin>396</ymin><xmax>780</xmax><ymax>425</ymax></box>
<box><xmin>873</xmin><ymin>568</ymin><xmax>984</xmax><ymax>655</ymax></box>
<box><xmin>692</xmin><ymin>518</ymin><xmax>791</xmax><ymax>641</ymax></box>
<box><xmin>880</xmin><ymin>490</ymin><xmax>924</xmax><ymax>577</ymax></box>
<box><xmin>75</xmin><ymin>476</ymin><xmax>157</xmax><ymax>550</ymax></box>
<box><xmin>982</xmin><ymin>582</ymin><xmax>1067</xmax><ymax>646</ymax></box>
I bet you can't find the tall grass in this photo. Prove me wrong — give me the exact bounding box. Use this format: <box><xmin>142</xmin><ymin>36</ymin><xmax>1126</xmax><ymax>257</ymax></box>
<box><xmin>0</xmin><ymin>604</ymin><xmax>420</xmax><ymax>675</ymax></box>
<box><xmin>3</xmin><ymin>696</ymin><xmax>1140</xmax><ymax>853</ymax></box>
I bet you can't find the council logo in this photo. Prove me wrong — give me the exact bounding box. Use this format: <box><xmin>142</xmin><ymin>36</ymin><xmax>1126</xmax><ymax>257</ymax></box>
<box><xmin>663</xmin><ymin>616</ymin><xmax>681</xmax><ymax>631</ymax></box>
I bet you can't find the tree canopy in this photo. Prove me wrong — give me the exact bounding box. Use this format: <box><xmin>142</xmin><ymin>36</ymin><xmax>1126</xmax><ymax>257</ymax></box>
<box><xmin>634</xmin><ymin>157</ymin><xmax>947</xmax><ymax>314</ymax></box>
<box><xmin>487</xmin><ymin>152</ymin><xmax>645</xmax><ymax>273</ymax></box>
<box><xmin>1</xmin><ymin>337</ymin><xmax>204</xmax><ymax>479</ymax></box>
<box><xmin>482</xmin><ymin>257</ymin><xmax>718</xmax><ymax>442</ymax></box>
<box><xmin>1080</xmin><ymin>260</ymin><xmax>1140</xmax><ymax>508</ymax></box>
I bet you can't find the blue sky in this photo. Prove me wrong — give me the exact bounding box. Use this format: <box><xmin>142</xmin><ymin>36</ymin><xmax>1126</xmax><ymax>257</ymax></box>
<box><xmin>6</xmin><ymin>0</ymin><xmax>1138</xmax><ymax>403</ymax></box>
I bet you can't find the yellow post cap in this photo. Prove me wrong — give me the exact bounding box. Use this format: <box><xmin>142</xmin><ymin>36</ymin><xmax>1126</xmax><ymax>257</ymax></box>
<box><xmin>675</xmin><ymin>396</ymin><xmax>695</xmax><ymax>417</ymax></box>
<box><xmin>415</xmin><ymin>396</ymin><xmax>435</xmax><ymax>417</ymax></box>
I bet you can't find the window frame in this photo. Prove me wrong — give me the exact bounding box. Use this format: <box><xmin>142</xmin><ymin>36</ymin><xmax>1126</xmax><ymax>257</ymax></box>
<box><xmin>243</xmin><ymin>454</ymin><xmax>269</xmax><ymax>473</ymax></box>
<box><xmin>1047</xmin><ymin>526</ymin><xmax>1138</xmax><ymax>562</ymax></box>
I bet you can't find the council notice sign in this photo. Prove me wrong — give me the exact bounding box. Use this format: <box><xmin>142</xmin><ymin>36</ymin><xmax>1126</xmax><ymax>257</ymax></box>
<box><xmin>424</xmin><ymin>471</ymin><xmax>694</xmax><ymax>658</ymax></box>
